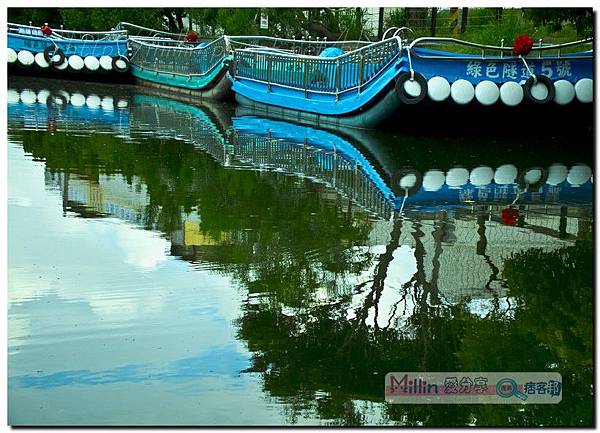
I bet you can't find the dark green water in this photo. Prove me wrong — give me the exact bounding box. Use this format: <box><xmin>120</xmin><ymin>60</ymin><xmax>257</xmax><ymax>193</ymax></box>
<box><xmin>7</xmin><ymin>77</ymin><xmax>593</xmax><ymax>426</ymax></box>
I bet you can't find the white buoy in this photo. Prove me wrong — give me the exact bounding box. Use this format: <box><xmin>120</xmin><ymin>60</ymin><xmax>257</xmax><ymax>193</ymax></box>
<box><xmin>101</xmin><ymin>96</ymin><xmax>114</xmax><ymax>111</ymax></box>
<box><xmin>403</xmin><ymin>79</ymin><xmax>422</xmax><ymax>98</ymax></box>
<box><xmin>398</xmin><ymin>173</ymin><xmax>417</xmax><ymax>189</ymax></box>
<box><xmin>54</xmin><ymin>58</ymin><xmax>69</xmax><ymax>71</ymax></box>
<box><xmin>99</xmin><ymin>55</ymin><xmax>113</xmax><ymax>71</ymax></box>
<box><xmin>474</xmin><ymin>81</ymin><xmax>499</xmax><ymax>106</ymax></box>
<box><xmin>423</xmin><ymin>169</ymin><xmax>445</xmax><ymax>191</ymax></box>
<box><xmin>84</xmin><ymin>56</ymin><xmax>100</xmax><ymax>72</ymax></box>
<box><xmin>494</xmin><ymin>164</ymin><xmax>518</xmax><ymax>185</ymax></box>
<box><xmin>34</xmin><ymin>52</ymin><xmax>50</xmax><ymax>68</ymax></box>
<box><xmin>427</xmin><ymin>76</ymin><xmax>451</xmax><ymax>102</ymax></box>
<box><xmin>450</xmin><ymin>79</ymin><xmax>475</xmax><ymax>105</ymax></box>
<box><xmin>529</xmin><ymin>81</ymin><xmax>550</xmax><ymax>101</ymax></box>
<box><xmin>114</xmin><ymin>57</ymin><xmax>128</xmax><ymax>71</ymax></box>
<box><xmin>7</xmin><ymin>89</ymin><xmax>20</xmax><ymax>104</ymax></box>
<box><xmin>37</xmin><ymin>89</ymin><xmax>50</xmax><ymax>104</ymax></box>
<box><xmin>446</xmin><ymin>167</ymin><xmax>469</xmax><ymax>188</ymax></box>
<box><xmin>523</xmin><ymin>168</ymin><xmax>543</xmax><ymax>185</ymax></box>
<box><xmin>17</xmin><ymin>50</ymin><xmax>35</xmax><ymax>66</ymax></box>
<box><xmin>574</xmin><ymin>78</ymin><xmax>592</xmax><ymax>103</ymax></box>
<box><xmin>68</xmin><ymin>55</ymin><xmax>85</xmax><ymax>71</ymax></box>
<box><xmin>499</xmin><ymin>81</ymin><xmax>524</xmax><ymax>106</ymax></box>
<box><xmin>117</xmin><ymin>99</ymin><xmax>128</xmax><ymax>108</ymax></box>
<box><xmin>20</xmin><ymin>89</ymin><xmax>37</xmax><ymax>105</ymax></box>
<box><xmin>546</xmin><ymin>163</ymin><xmax>568</xmax><ymax>185</ymax></box>
<box><xmin>470</xmin><ymin>166</ymin><xmax>494</xmax><ymax>186</ymax></box>
<box><xmin>86</xmin><ymin>94</ymin><xmax>101</xmax><ymax>109</ymax></box>
<box><xmin>70</xmin><ymin>93</ymin><xmax>86</xmax><ymax>107</ymax></box>
<box><xmin>553</xmin><ymin>80</ymin><xmax>575</xmax><ymax>105</ymax></box>
<box><xmin>567</xmin><ymin>164</ymin><xmax>592</xmax><ymax>186</ymax></box>
<box><xmin>8</xmin><ymin>48</ymin><xmax>18</xmax><ymax>64</ymax></box>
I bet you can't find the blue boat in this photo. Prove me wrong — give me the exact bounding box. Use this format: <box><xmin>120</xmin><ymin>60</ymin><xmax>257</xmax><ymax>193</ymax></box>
<box><xmin>120</xmin><ymin>22</ymin><xmax>233</xmax><ymax>100</ymax></box>
<box><xmin>229</xmin><ymin>29</ymin><xmax>593</xmax><ymax>129</ymax></box>
<box><xmin>7</xmin><ymin>22</ymin><xmax>129</xmax><ymax>74</ymax></box>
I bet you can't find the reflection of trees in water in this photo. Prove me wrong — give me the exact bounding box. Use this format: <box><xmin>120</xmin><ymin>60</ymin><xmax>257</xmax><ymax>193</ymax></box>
<box><xmin>236</xmin><ymin>218</ymin><xmax>593</xmax><ymax>426</ymax></box>
<box><xmin>15</xmin><ymin>128</ymin><xmax>593</xmax><ymax>426</ymax></box>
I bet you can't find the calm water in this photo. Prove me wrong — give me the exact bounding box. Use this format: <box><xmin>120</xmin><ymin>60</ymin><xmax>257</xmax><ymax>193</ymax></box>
<box><xmin>7</xmin><ymin>77</ymin><xmax>594</xmax><ymax>426</ymax></box>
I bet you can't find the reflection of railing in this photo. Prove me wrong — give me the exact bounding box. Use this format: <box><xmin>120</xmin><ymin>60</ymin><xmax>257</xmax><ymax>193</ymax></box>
<box><xmin>232</xmin><ymin>37</ymin><xmax>402</xmax><ymax>96</ymax></box>
<box><xmin>409</xmin><ymin>36</ymin><xmax>594</xmax><ymax>60</ymax></box>
<box><xmin>129</xmin><ymin>99</ymin><xmax>229</xmax><ymax>166</ymax></box>
<box><xmin>129</xmin><ymin>37</ymin><xmax>228</xmax><ymax>78</ymax></box>
<box><xmin>228</xmin><ymin>131</ymin><xmax>394</xmax><ymax>218</ymax></box>
<box><xmin>8</xmin><ymin>22</ymin><xmax>127</xmax><ymax>41</ymax></box>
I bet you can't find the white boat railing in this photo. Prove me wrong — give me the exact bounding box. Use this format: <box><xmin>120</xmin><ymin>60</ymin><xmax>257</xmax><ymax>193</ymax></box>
<box><xmin>231</xmin><ymin>36</ymin><xmax>402</xmax><ymax>97</ymax></box>
<box><xmin>409</xmin><ymin>36</ymin><xmax>594</xmax><ymax>60</ymax></box>
<box><xmin>129</xmin><ymin>36</ymin><xmax>229</xmax><ymax>78</ymax></box>
<box><xmin>8</xmin><ymin>22</ymin><xmax>127</xmax><ymax>41</ymax></box>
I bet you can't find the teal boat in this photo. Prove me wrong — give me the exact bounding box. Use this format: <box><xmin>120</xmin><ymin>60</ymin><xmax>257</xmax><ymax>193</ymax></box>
<box><xmin>119</xmin><ymin>22</ymin><xmax>232</xmax><ymax>100</ymax></box>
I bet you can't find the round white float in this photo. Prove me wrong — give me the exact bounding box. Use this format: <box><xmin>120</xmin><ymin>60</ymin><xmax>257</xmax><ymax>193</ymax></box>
<box><xmin>7</xmin><ymin>89</ymin><xmax>20</xmax><ymax>104</ymax></box>
<box><xmin>37</xmin><ymin>89</ymin><xmax>51</xmax><ymax>104</ymax></box>
<box><xmin>574</xmin><ymin>78</ymin><xmax>593</xmax><ymax>103</ymax></box>
<box><xmin>68</xmin><ymin>55</ymin><xmax>85</xmax><ymax>71</ymax></box>
<box><xmin>117</xmin><ymin>99</ymin><xmax>128</xmax><ymax>108</ymax></box>
<box><xmin>470</xmin><ymin>166</ymin><xmax>494</xmax><ymax>186</ymax></box>
<box><xmin>446</xmin><ymin>167</ymin><xmax>469</xmax><ymax>188</ymax></box>
<box><xmin>554</xmin><ymin>80</ymin><xmax>575</xmax><ymax>105</ymax></box>
<box><xmin>99</xmin><ymin>55</ymin><xmax>113</xmax><ymax>71</ymax></box>
<box><xmin>529</xmin><ymin>81</ymin><xmax>550</xmax><ymax>101</ymax></box>
<box><xmin>17</xmin><ymin>50</ymin><xmax>35</xmax><ymax>66</ymax></box>
<box><xmin>500</xmin><ymin>82</ymin><xmax>523</xmax><ymax>106</ymax></box>
<box><xmin>114</xmin><ymin>58</ymin><xmax>127</xmax><ymax>71</ymax></box>
<box><xmin>54</xmin><ymin>58</ymin><xmax>69</xmax><ymax>71</ymax></box>
<box><xmin>474</xmin><ymin>81</ymin><xmax>499</xmax><ymax>106</ymax></box>
<box><xmin>567</xmin><ymin>164</ymin><xmax>592</xmax><ymax>186</ymax></box>
<box><xmin>523</xmin><ymin>168</ymin><xmax>543</xmax><ymax>185</ymax></box>
<box><xmin>34</xmin><ymin>52</ymin><xmax>50</xmax><ymax>68</ymax></box>
<box><xmin>84</xmin><ymin>56</ymin><xmax>100</xmax><ymax>72</ymax></box>
<box><xmin>403</xmin><ymin>79</ymin><xmax>422</xmax><ymax>98</ymax></box>
<box><xmin>101</xmin><ymin>96</ymin><xmax>114</xmax><ymax>111</ymax></box>
<box><xmin>86</xmin><ymin>94</ymin><xmax>101</xmax><ymax>109</ymax></box>
<box><xmin>450</xmin><ymin>79</ymin><xmax>475</xmax><ymax>105</ymax></box>
<box><xmin>427</xmin><ymin>77</ymin><xmax>451</xmax><ymax>102</ymax></box>
<box><xmin>8</xmin><ymin>48</ymin><xmax>18</xmax><ymax>64</ymax></box>
<box><xmin>546</xmin><ymin>163</ymin><xmax>568</xmax><ymax>185</ymax></box>
<box><xmin>398</xmin><ymin>173</ymin><xmax>418</xmax><ymax>189</ymax></box>
<box><xmin>423</xmin><ymin>170</ymin><xmax>445</xmax><ymax>191</ymax></box>
<box><xmin>20</xmin><ymin>89</ymin><xmax>37</xmax><ymax>105</ymax></box>
<box><xmin>70</xmin><ymin>93</ymin><xmax>86</xmax><ymax>107</ymax></box>
<box><xmin>494</xmin><ymin>164</ymin><xmax>518</xmax><ymax>185</ymax></box>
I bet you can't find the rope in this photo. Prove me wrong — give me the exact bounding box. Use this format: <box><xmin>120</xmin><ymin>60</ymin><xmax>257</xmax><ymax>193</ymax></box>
<box><xmin>397</xmin><ymin>188</ymin><xmax>409</xmax><ymax>215</ymax></box>
<box><xmin>519</xmin><ymin>55</ymin><xmax>536</xmax><ymax>83</ymax></box>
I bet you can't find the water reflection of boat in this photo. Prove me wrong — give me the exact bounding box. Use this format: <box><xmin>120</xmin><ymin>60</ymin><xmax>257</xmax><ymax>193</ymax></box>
<box><xmin>7</xmin><ymin>84</ymin><xmax>130</xmax><ymax>134</ymax></box>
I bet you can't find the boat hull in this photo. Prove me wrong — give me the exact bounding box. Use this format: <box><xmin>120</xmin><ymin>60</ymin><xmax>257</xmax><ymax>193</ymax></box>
<box><xmin>131</xmin><ymin>64</ymin><xmax>233</xmax><ymax>101</ymax></box>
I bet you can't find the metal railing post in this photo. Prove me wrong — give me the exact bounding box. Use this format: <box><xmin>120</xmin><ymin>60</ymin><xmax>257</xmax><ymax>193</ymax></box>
<box><xmin>304</xmin><ymin>59</ymin><xmax>309</xmax><ymax>98</ymax></box>
<box><xmin>267</xmin><ymin>55</ymin><xmax>272</xmax><ymax>92</ymax></box>
<box><xmin>358</xmin><ymin>53</ymin><xmax>364</xmax><ymax>93</ymax></box>
<box><xmin>335</xmin><ymin>59</ymin><xmax>341</xmax><ymax>100</ymax></box>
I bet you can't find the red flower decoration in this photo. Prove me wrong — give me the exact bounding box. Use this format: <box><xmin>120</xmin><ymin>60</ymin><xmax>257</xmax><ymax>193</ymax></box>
<box><xmin>501</xmin><ymin>208</ymin><xmax>519</xmax><ymax>226</ymax></box>
<box><xmin>40</xmin><ymin>24</ymin><xmax>52</xmax><ymax>36</ymax></box>
<box><xmin>185</xmin><ymin>32</ymin><xmax>198</xmax><ymax>43</ymax></box>
<box><xmin>513</xmin><ymin>34</ymin><xmax>534</xmax><ymax>56</ymax></box>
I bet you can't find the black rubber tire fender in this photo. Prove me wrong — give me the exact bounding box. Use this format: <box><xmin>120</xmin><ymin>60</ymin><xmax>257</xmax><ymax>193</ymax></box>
<box><xmin>395</xmin><ymin>72</ymin><xmax>428</xmax><ymax>105</ymax></box>
<box><xmin>523</xmin><ymin>75</ymin><xmax>555</xmax><ymax>104</ymax></box>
